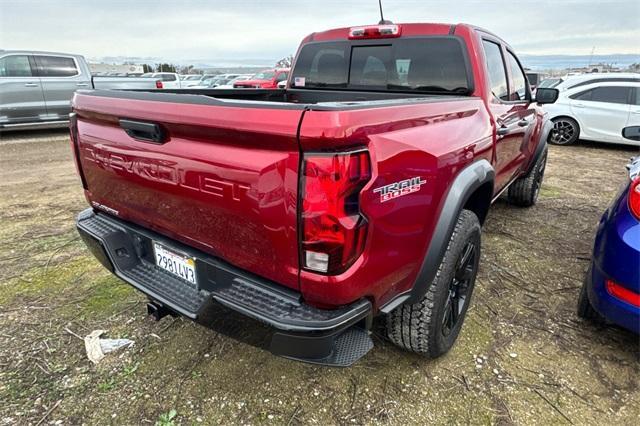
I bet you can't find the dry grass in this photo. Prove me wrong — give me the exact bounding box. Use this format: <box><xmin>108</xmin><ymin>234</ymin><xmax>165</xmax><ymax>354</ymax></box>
<box><xmin>0</xmin><ymin>130</ymin><xmax>638</xmax><ymax>425</ymax></box>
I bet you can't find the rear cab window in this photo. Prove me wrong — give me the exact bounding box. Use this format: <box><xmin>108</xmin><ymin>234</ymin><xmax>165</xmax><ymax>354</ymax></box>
<box><xmin>291</xmin><ymin>37</ymin><xmax>473</xmax><ymax>95</ymax></box>
<box><xmin>34</xmin><ymin>55</ymin><xmax>79</xmax><ymax>77</ymax></box>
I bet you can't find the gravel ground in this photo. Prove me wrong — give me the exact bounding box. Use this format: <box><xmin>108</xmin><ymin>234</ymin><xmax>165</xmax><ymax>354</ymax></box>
<box><xmin>0</xmin><ymin>130</ymin><xmax>638</xmax><ymax>425</ymax></box>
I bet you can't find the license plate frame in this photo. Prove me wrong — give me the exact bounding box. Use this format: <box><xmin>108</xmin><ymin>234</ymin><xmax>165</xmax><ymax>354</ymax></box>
<box><xmin>153</xmin><ymin>242</ymin><xmax>197</xmax><ymax>286</ymax></box>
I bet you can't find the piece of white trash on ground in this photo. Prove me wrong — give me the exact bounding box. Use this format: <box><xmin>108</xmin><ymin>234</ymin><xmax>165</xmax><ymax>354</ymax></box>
<box><xmin>84</xmin><ymin>330</ymin><xmax>134</xmax><ymax>364</ymax></box>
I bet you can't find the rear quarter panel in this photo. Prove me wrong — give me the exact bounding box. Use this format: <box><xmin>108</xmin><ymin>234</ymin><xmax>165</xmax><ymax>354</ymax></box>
<box><xmin>298</xmin><ymin>98</ymin><xmax>493</xmax><ymax>308</ymax></box>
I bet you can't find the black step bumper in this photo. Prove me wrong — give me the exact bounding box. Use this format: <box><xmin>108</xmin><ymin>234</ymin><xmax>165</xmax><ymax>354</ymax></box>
<box><xmin>76</xmin><ymin>208</ymin><xmax>373</xmax><ymax>366</ymax></box>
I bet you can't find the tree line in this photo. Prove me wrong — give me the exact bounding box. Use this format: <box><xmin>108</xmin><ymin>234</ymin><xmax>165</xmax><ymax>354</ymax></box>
<box><xmin>140</xmin><ymin>55</ymin><xmax>294</xmax><ymax>75</ymax></box>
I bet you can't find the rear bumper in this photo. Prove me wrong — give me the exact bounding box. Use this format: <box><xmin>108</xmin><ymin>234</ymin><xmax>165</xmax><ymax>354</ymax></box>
<box><xmin>588</xmin><ymin>263</ymin><xmax>640</xmax><ymax>334</ymax></box>
<box><xmin>76</xmin><ymin>208</ymin><xmax>373</xmax><ymax>365</ymax></box>
<box><xmin>587</xmin><ymin>192</ymin><xmax>640</xmax><ymax>334</ymax></box>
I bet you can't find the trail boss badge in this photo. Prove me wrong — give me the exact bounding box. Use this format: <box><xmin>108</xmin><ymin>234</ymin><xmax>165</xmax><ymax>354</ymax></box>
<box><xmin>373</xmin><ymin>177</ymin><xmax>427</xmax><ymax>203</ymax></box>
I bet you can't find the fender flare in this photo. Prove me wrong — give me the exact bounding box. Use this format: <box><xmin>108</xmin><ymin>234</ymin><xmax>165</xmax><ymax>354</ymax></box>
<box><xmin>381</xmin><ymin>159</ymin><xmax>495</xmax><ymax>312</ymax></box>
<box><xmin>526</xmin><ymin>118</ymin><xmax>552</xmax><ymax>174</ymax></box>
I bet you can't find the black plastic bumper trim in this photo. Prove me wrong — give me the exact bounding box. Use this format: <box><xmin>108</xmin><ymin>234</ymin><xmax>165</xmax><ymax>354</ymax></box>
<box><xmin>76</xmin><ymin>208</ymin><xmax>372</xmax><ymax>332</ymax></box>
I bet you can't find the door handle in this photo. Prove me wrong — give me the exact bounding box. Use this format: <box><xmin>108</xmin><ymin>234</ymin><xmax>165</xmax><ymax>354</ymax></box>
<box><xmin>76</xmin><ymin>83</ymin><xmax>90</xmax><ymax>87</ymax></box>
<box><xmin>517</xmin><ymin>119</ymin><xmax>529</xmax><ymax>127</ymax></box>
<box><xmin>574</xmin><ymin>103</ymin><xmax>585</xmax><ymax>108</ymax></box>
<box><xmin>119</xmin><ymin>119</ymin><xmax>166</xmax><ymax>144</ymax></box>
<box><xmin>497</xmin><ymin>125</ymin><xmax>509</xmax><ymax>136</ymax></box>
<box><xmin>24</xmin><ymin>83</ymin><xmax>39</xmax><ymax>87</ymax></box>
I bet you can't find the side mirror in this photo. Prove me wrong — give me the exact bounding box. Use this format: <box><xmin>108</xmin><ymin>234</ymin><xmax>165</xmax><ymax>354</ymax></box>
<box><xmin>535</xmin><ymin>88</ymin><xmax>559</xmax><ymax>104</ymax></box>
<box><xmin>622</xmin><ymin>126</ymin><xmax>640</xmax><ymax>141</ymax></box>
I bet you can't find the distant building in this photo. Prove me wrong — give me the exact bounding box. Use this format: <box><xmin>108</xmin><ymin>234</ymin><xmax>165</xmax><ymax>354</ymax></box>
<box><xmin>89</xmin><ymin>63</ymin><xmax>144</xmax><ymax>75</ymax></box>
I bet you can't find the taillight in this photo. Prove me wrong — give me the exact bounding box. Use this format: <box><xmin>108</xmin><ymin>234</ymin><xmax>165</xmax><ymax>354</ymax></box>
<box><xmin>606</xmin><ymin>279</ymin><xmax>640</xmax><ymax>307</ymax></box>
<box><xmin>349</xmin><ymin>24</ymin><xmax>401</xmax><ymax>39</ymax></box>
<box><xmin>155</xmin><ymin>80</ymin><xmax>163</xmax><ymax>89</ymax></box>
<box><xmin>69</xmin><ymin>112</ymin><xmax>88</xmax><ymax>190</ymax></box>
<box><xmin>629</xmin><ymin>178</ymin><xmax>640</xmax><ymax>220</ymax></box>
<box><xmin>301</xmin><ymin>150</ymin><xmax>371</xmax><ymax>274</ymax></box>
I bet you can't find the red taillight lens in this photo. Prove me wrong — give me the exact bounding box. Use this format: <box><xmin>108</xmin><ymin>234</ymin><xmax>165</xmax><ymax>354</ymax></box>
<box><xmin>629</xmin><ymin>178</ymin><xmax>640</xmax><ymax>220</ymax></box>
<box><xmin>69</xmin><ymin>112</ymin><xmax>88</xmax><ymax>190</ymax></box>
<box><xmin>301</xmin><ymin>151</ymin><xmax>371</xmax><ymax>274</ymax></box>
<box><xmin>606</xmin><ymin>279</ymin><xmax>640</xmax><ymax>307</ymax></box>
<box><xmin>155</xmin><ymin>80</ymin><xmax>163</xmax><ymax>89</ymax></box>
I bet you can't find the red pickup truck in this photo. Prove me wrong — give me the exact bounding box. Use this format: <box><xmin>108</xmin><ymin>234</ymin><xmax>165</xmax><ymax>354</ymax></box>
<box><xmin>71</xmin><ymin>22</ymin><xmax>558</xmax><ymax>366</ymax></box>
<box><xmin>233</xmin><ymin>68</ymin><xmax>289</xmax><ymax>89</ymax></box>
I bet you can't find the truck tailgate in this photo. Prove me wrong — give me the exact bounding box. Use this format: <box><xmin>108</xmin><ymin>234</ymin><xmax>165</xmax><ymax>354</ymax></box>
<box><xmin>72</xmin><ymin>92</ymin><xmax>304</xmax><ymax>290</ymax></box>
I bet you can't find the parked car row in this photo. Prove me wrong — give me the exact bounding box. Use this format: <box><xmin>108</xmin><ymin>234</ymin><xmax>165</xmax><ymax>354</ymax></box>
<box><xmin>233</xmin><ymin>68</ymin><xmax>289</xmax><ymax>88</ymax></box>
<box><xmin>179</xmin><ymin>69</ymin><xmax>290</xmax><ymax>89</ymax></box>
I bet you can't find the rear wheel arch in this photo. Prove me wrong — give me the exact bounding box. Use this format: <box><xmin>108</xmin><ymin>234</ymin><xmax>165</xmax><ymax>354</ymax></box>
<box><xmin>462</xmin><ymin>181</ymin><xmax>493</xmax><ymax>225</ymax></box>
<box><xmin>404</xmin><ymin>159</ymin><xmax>494</xmax><ymax>304</ymax></box>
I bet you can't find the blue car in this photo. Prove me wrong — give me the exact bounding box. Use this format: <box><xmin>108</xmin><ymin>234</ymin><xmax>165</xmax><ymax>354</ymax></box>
<box><xmin>578</xmin><ymin>126</ymin><xmax>640</xmax><ymax>334</ymax></box>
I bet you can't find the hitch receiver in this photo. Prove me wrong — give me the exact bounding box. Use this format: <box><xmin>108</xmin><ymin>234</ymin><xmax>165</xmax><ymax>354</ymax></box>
<box><xmin>147</xmin><ymin>301</ymin><xmax>176</xmax><ymax>321</ymax></box>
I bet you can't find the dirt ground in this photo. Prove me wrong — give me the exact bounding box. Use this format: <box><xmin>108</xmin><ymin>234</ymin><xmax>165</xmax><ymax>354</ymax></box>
<box><xmin>0</xmin><ymin>129</ymin><xmax>638</xmax><ymax>425</ymax></box>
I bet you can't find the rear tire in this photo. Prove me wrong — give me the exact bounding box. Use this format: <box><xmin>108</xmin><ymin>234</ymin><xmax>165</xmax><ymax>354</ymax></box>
<box><xmin>549</xmin><ymin>117</ymin><xmax>579</xmax><ymax>145</ymax></box>
<box><xmin>386</xmin><ymin>209</ymin><xmax>481</xmax><ymax>358</ymax></box>
<box><xmin>508</xmin><ymin>149</ymin><xmax>547</xmax><ymax>207</ymax></box>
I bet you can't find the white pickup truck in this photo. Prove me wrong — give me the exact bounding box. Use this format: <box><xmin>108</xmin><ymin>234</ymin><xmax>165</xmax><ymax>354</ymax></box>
<box><xmin>140</xmin><ymin>72</ymin><xmax>182</xmax><ymax>89</ymax></box>
<box><xmin>0</xmin><ymin>50</ymin><xmax>161</xmax><ymax>130</ymax></box>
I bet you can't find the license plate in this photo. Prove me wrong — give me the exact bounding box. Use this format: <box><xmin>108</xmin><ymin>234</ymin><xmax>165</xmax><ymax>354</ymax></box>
<box><xmin>153</xmin><ymin>242</ymin><xmax>197</xmax><ymax>285</ymax></box>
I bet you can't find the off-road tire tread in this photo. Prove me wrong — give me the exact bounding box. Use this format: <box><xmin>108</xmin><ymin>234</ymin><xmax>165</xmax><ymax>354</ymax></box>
<box><xmin>386</xmin><ymin>209</ymin><xmax>480</xmax><ymax>357</ymax></box>
<box><xmin>508</xmin><ymin>150</ymin><xmax>547</xmax><ymax>207</ymax></box>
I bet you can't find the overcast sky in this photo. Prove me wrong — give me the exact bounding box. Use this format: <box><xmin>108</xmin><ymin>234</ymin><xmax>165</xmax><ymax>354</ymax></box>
<box><xmin>1</xmin><ymin>0</ymin><xmax>639</xmax><ymax>62</ymax></box>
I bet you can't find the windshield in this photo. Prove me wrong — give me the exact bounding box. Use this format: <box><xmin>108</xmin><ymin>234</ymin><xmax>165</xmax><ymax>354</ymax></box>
<box><xmin>252</xmin><ymin>70</ymin><xmax>276</xmax><ymax>80</ymax></box>
<box><xmin>291</xmin><ymin>37</ymin><xmax>472</xmax><ymax>94</ymax></box>
<box><xmin>538</xmin><ymin>78</ymin><xmax>563</xmax><ymax>88</ymax></box>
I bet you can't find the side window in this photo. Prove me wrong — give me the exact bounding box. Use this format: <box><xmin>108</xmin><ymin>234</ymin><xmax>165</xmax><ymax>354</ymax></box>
<box><xmin>276</xmin><ymin>72</ymin><xmax>288</xmax><ymax>82</ymax></box>
<box><xmin>635</xmin><ymin>88</ymin><xmax>640</xmax><ymax>106</ymax></box>
<box><xmin>506</xmin><ymin>51</ymin><xmax>528</xmax><ymax>101</ymax></box>
<box><xmin>163</xmin><ymin>74</ymin><xmax>177</xmax><ymax>82</ymax></box>
<box><xmin>0</xmin><ymin>55</ymin><xmax>33</xmax><ymax>77</ymax></box>
<box><xmin>589</xmin><ymin>86</ymin><xmax>631</xmax><ymax>105</ymax></box>
<box><xmin>569</xmin><ymin>89</ymin><xmax>593</xmax><ymax>101</ymax></box>
<box><xmin>35</xmin><ymin>56</ymin><xmax>78</xmax><ymax>77</ymax></box>
<box><xmin>482</xmin><ymin>40</ymin><xmax>509</xmax><ymax>101</ymax></box>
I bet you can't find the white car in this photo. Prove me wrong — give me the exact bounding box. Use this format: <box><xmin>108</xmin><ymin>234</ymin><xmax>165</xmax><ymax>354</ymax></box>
<box><xmin>543</xmin><ymin>78</ymin><xmax>640</xmax><ymax>146</ymax></box>
<box><xmin>141</xmin><ymin>72</ymin><xmax>182</xmax><ymax>89</ymax></box>
<box><xmin>189</xmin><ymin>74</ymin><xmax>241</xmax><ymax>89</ymax></box>
<box><xmin>181</xmin><ymin>75</ymin><xmax>203</xmax><ymax>85</ymax></box>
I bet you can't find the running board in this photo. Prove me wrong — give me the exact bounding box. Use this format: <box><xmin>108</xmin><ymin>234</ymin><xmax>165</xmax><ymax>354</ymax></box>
<box><xmin>0</xmin><ymin>120</ymin><xmax>69</xmax><ymax>131</ymax></box>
